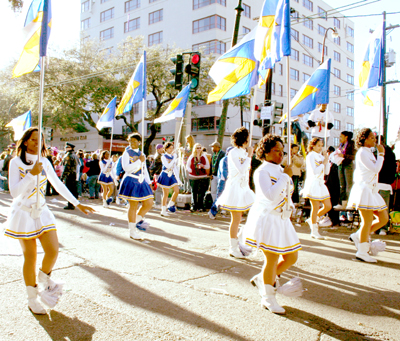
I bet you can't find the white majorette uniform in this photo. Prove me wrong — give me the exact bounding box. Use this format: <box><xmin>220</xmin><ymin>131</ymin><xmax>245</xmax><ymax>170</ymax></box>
<box><xmin>98</xmin><ymin>159</ymin><xmax>115</xmax><ymax>185</ymax></box>
<box><xmin>243</xmin><ymin>161</ymin><xmax>302</xmax><ymax>254</ymax></box>
<box><xmin>348</xmin><ymin>147</ymin><xmax>387</xmax><ymax>211</ymax></box>
<box><xmin>216</xmin><ymin>147</ymin><xmax>255</xmax><ymax>212</ymax></box>
<box><xmin>301</xmin><ymin>151</ymin><xmax>330</xmax><ymax>201</ymax></box>
<box><xmin>118</xmin><ymin>147</ymin><xmax>153</xmax><ymax>201</ymax></box>
<box><xmin>4</xmin><ymin>153</ymin><xmax>80</xmax><ymax>240</ymax></box>
<box><xmin>157</xmin><ymin>153</ymin><xmax>181</xmax><ymax>188</ymax></box>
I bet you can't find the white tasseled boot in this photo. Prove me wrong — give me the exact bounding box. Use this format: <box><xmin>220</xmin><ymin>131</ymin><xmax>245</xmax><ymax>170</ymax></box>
<box><xmin>356</xmin><ymin>242</ymin><xmax>377</xmax><ymax>263</ymax></box>
<box><xmin>250</xmin><ymin>272</ymin><xmax>265</xmax><ymax>296</ymax></box>
<box><xmin>349</xmin><ymin>230</ymin><xmax>360</xmax><ymax>250</ymax></box>
<box><xmin>26</xmin><ymin>286</ymin><xmax>46</xmax><ymax>315</ymax></box>
<box><xmin>229</xmin><ymin>238</ymin><xmax>246</xmax><ymax>258</ymax></box>
<box><xmin>260</xmin><ymin>285</ymin><xmax>285</xmax><ymax>314</ymax></box>
<box><xmin>37</xmin><ymin>269</ymin><xmax>64</xmax><ymax>308</ymax></box>
<box><xmin>310</xmin><ymin>223</ymin><xmax>325</xmax><ymax>240</ymax></box>
<box><xmin>129</xmin><ymin>222</ymin><xmax>143</xmax><ymax>240</ymax></box>
<box><xmin>161</xmin><ymin>206</ymin><xmax>170</xmax><ymax>217</ymax></box>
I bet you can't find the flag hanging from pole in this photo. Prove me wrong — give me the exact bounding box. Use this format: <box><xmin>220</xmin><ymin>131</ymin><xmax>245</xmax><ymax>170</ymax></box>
<box><xmin>207</xmin><ymin>29</ymin><xmax>259</xmax><ymax>104</ymax></box>
<box><xmin>280</xmin><ymin>59</ymin><xmax>331</xmax><ymax>122</ymax></box>
<box><xmin>5</xmin><ymin>110</ymin><xmax>32</xmax><ymax>140</ymax></box>
<box><xmin>256</xmin><ymin>0</ymin><xmax>291</xmax><ymax>85</ymax></box>
<box><xmin>12</xmin><ymin>0</ymin><xmax>52</xmax><ymax>78</ymax></box>
<box><xmin>117</xmin><ymin>51</ymin><xmax>146</xmax><ymax>116</ymax></box>
<box><xmin>97</xmin><ymin>97</ymin><xmax>117</xmax><ymax>131</ymax></box>
<box><xmin>155</xmin><ymin>84</ymin><xmax>191</xmax><ymax>123</ymax></box>
<box><xmin>359</xmin><ymin>22</ymin><xmax>384</xmax><ymax>106</ymax></box>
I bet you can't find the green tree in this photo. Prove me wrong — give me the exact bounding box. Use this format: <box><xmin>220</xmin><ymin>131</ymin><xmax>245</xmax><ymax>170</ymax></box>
<box><xmin>8</xmin><ymin>0</ymin><xmax>23</xmax><ymax>12</ymax></box>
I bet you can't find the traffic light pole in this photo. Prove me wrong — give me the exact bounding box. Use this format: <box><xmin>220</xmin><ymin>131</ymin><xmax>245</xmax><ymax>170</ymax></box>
<box><xmin>217</xmin><ymin>0</ymin><xmax>243</xmax><ymax>146</ymax></box>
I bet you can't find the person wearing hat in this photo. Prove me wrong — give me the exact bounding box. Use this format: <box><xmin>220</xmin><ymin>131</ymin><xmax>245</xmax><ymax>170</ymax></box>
<box><xmin>61</xmin><ymin>143</ymin><xmax>79</xmax><ymax>210</ymax></box>
<box><xmin>209</xmin><ymin>141</ymin><xmax>225</xmax><ymax>202</ymax></box>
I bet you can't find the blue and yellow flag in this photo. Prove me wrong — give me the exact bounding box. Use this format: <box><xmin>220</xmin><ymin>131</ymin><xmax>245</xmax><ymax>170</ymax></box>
<box><xmin>117</xmin><ymin>51</ymin><xmax>146</xmax><ymax>115</ymax></box>
<box><xmin>12</xmin><ymin>0</ymin><xmax>52</xmax><ymax>78</ymax></box>
<box><xmin>96</xmin><ymin>97</ymin><xmax>117</xmax><ymax>131</ymax></box>
<box><xmin>359</xmin><ymin>22</ymin><xmax>384</xmax><ymax>106</ymax></box>
<box><xmin>155</xmin><ymin>84</ymin><xmax>191</xmax><ymax>123</ymax></box>
<box><xmin>280</xmin><ymin>59</ymin><xmax>331</xmax><ymax>122</ymax></box>
<box><xmin>256</xmin><ymin>0</ymin><xmax>291</xmax><ymax>85</ymax></box>
<box><xmin>6</xmin><ymin>110</ymin><xmax>32</xmax><ymax>140</ymax></box>
<box><xmin>207</xmin><ymin>29</ymin><xmax>259</xmax><ymax>104</ymax></box>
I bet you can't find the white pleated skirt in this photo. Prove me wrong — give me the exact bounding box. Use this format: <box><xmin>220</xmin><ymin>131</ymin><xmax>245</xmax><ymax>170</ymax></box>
<box><xmin>348</xmin><ymin>182</ymin><xmax>387</xmax><ymax>211</ymax></box>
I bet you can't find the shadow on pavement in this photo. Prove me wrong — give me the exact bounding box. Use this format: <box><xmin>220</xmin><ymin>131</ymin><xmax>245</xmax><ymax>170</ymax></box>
<box><xmin>34</xmin><ymin>310</ymin><xmax>96</xmax><ymax>341</ymax></box>
<box><xmin>78</xmin><ymin>264</ymin><xmax>249</xmax><ymax>341</ymax></box>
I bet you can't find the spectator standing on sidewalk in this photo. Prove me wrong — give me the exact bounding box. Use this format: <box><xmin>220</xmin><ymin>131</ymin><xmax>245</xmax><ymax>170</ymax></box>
<box><xmin>61</xmin><ymin>143</ymin><xmax>79</xmax><ymax>210</ymax></box>
<box><xmin>282</xmin><ymin>143</ymin><xmax>304</xmax><ymax>204</ymax></box>
<box><xmin>86</xmin><ymin>153</ymin><xmax>101</xmax><ymax>199</ymax></box>
<box><xmin>209</xmin><ymin>142</ymin><xmax>225</xmax><ymax>202</ymax></box>
<box><xmin>1</xmin><ymin>149</ymin><xmax>12</xmax><ymax>191</ymax></box>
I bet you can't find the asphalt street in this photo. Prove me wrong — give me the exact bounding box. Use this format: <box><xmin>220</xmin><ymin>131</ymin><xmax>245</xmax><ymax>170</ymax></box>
<box><xmin>0</xmin><ymin>193</ymin><xmax>399</xmax><ymax>341</ymax></box>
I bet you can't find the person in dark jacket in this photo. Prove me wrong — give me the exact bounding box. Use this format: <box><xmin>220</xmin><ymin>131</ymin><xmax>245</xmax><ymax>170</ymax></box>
<box><xmin>209</xmin><ymin>142</ymin><xmax>226</xmax><ymax>202</ymax></box>
<box><xmin>61</xmin><ymin>143</ymin><xmax>79</xmax><ymax>209</ymax></box>
<box><xmin>86</xmin><ymin>153</ymin><xmax>101</xmax><ymax>199</ymax></box>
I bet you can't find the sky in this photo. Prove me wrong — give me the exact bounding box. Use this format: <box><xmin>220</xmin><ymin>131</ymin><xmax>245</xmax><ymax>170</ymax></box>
<box><xmin>1</xmin><ymin>0</ymin><xmax>399</xmax><ymax>143</ymax></box>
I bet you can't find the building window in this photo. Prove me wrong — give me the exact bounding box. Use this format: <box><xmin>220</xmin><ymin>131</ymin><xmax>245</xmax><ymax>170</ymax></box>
<box><xmin>303</xmin><ymin>0</ymin><xmax>313</xmax><ymax>11</ymax></box>
<box><xmin>347</xmin><ymin>107</ymin><xmax>354</xmax><ymax>117</ymax></box>
<box><xmin>347</xmin><ymin>123</ymin><xmax>354</xmax><ymax>132</ymax></box>
<box><xmin>278</xmin><ymin>64</ymin><xmax>283</xmax><ymax>75</ymax></box>
<box><xmin>347</xmin><ymin>42</ymin><xmax>354</xmax><ymax>53</ymax></box>
<box><xmin>148</xmin><ymin>31</ymin><xmax>163</xmax><ymax>46</ymax></box>
<box><xmin>347</xmin><ymin>92</ymin><xmax>354</xmax><ymax>101</ymax></box>
<box><xmin>291</xmin><ymin>48</ymin><xmax>299</xmax><ymax>61</ymax></box>
<box><xmin>334</xmin><ymin>17</ymin><xmax>340</xmax><ymax>29</ymax></box>
<box><xmin>290</xmin><ymin>88</ymin><xmax>298</xmax><ymax>99</ymax></box>
<box><xmin>303</xmin><ymin>35</ymin><xmax>313</xmax><ymax>49</ymax></box>
<box><xmin>347</xmin><ymin>58</ymin><xmax>354</xmax><ymax>69</ymax></box>
<box><xmin>81</xmin><ymin>1</ymin><xmax>90</xmax><ymax>13</ymax></box>
<box><xmin>125</xmin><ymin>0</ymin><xmax>140</xmax><ymax>13</ymax></box>
<box><xmin>147</xmin><ymin>100</ymin><xmax>157</xmax><ymax>110</ymax></box>
<box><xmin>100</xmin><ymin>8</ymin><xmax>114</xmax><ymax>22</ymax></box>
<box><xmin>193</xmin><ymin>15</ymin><xmax>226</xmax><ymax>33</ymax></box>
<box><xmin>243</xmin><ymin>121</ymin><xmax>250</xmax><ymax>131</ymax></box>
<box><xmin>347</xmin><ymin>26</ymin><xmax>354</xmax><ymax>37</ymax></box>
<box><xmin>291</xmin><ymin>29</ymin><xmax>299</xmax><ymax>41</ymax></box>
<box><xmin>147</xmin><ymin>123</ymin><xmax>161</xmax><ymax>134</ymax></box>
<box><xmin>125</xmin><ymin>17</ymin><xmax>140</xmax><ymax>32</ymax></box>
<box><xmin>333</xmin><ymin>36</ymin><xmax>340</xmax><ymax>45</ymax></box>
<box><xmin>81</xmin><ymin>18</ymin><xmax>91</xmax><ymax>31</ymax></box>
<box><xmin>81</xmin><ymin>36</ymin><xmax>90</xmax><ymax>44</ymax></box>
<box><xmin>277</xmin><ymin>84</ymin><xmax>283</xmax><ymax>96</ymax></box>
<box><xmin>333</xmin><ymin>68</ymin><xmax>341</xmax><ymax>79</ymax></box>
<box><xmin>333</xmin><ymin>137</ymin><xmax>340</xmax><ymax>147</ymax></box>
<box><xmin>318</xmin><ymin>25</ymin><xmax>326</xmax><ymax>36</ymax></box>
<box><xmin>318</xmin><ymin>7</ymin><xmax>327</xmax><ymax>20</ymax></box>
<box><xmin>149</xmin><ymin>9</ymin><xmax>163</xmax><ymax>24</ymax></box>
<box><xmin>243</xmin><ymin>26</ymin><xmax>250</xmax><ymax>34</ymax></box>
<box><xmin>191</xmin><ymin>117</ymin><xmax>218</xmax><ymax>131</ymax></box>
<box><xmin>303</xmin><ymin>54</ymin><xmax>313</xmax><ymax>67</ymax></box>
<box><xmin>100</xmin><ymin>27</ymin><xmax>114</xmax><ymax>41</ymax></box>
<box><xmin>334</xmin><ymin>51</ymin><xmax>341</xmax><ymax>62</ymax></box>
<box><xmin>334</xmin><ymin>85</ymin><xmax>341</xmax><ymax>96</ymax></box>
<box><xmin>334</xmin><ymin>119</ymin><xmax>341</xmax><ymax>130</ymax></box>
<box><xmin>347</xmin><ymin>74</ymin><xmax>354</xmax><ymax>85</ymax></box>
<box><xmin>303</xmin><ymin>73</ymin><xmax>311</xmax><ymax>82</ymax></box>
<box><xmin>292</xmin><ymin>11</ymin><xmax>300</xmax><ymax>22</ymax></box>
<box><xmin>193</xmin><ymin>40</ymin><xmax>226</xmax><ymax>55</ymax></box>
<box><xmin>290</xmin><ymin>68</ymin><xmax>299</xmax><ymax>81</ymax></box>
<box><xmin>243</xmin><ymin>4</ymin><xmax>251</xmax><ymax>18</ymax></box>
<box><xmin>303</xmin><ymin>17</ymin><xmax>313</xmax><ymax>30</ymax></box>
<box><xmin>318</xmin><ymin>43</ymin><xmax>327</xmax><ymax>56</ymax></box>
<box><xmin>193</xmin><ymin>0</ymin><xmax>226</xmax><ymax>9</ymax></box>
<box><xmin>271</xmin><ymin>82</ymin><xmax>275</xmax><ymax>95</ymax></box>
<box><xmin>333</xmin><ymin>102</ymin><xmax>341</xmax><ymax>113</ymax></box>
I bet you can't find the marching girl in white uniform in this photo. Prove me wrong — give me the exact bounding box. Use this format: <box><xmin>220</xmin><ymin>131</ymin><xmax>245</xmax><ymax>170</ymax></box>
<box><xmin>4</xmin><ymin>128</ymin><xmax>94</xmax><ymax>314</ymax></box>
<box><xmin>216</xmin><ymin>127</ymin><xmax>255</xmax><ymax>258</ymax></box>
<box><xmin>347</xmin><ymin>128</ymin><xmax>388</xmax><ymax>262</ymax></box>
<box><xmin>98</xmin><ymin>150</ymin><xmax>116</xmax><ymax>208</ymax></box>
<box><xmin>242</xmin><ymin>134</ymin><xmax>302</xmax><ymax>314</ymax></box>
<box><xmin>302</xmin><ymin>138</ymin><xmax>332</xmax><ymax>239</ymax></box>
<box><xmin>157</xmin><ymin>142</ymin><xmax>181</xmax><ymax>217</ymax></box>
<box><xmin>118</xmin><ymin>133</ymin><xmax>154</xmax><ymax>240</ymax></box>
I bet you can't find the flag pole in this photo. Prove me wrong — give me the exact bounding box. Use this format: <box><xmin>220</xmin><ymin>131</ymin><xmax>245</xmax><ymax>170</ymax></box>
<box><xmin>324</xmin><ymin>104</ymin><xmax>329</xmax><ymax>148</ymax></box>
<box><xmin>142</xmin><ymin>98</ymin><xmax>146</xmax><ymax>153</ymax></box>
<box><xmin>36</xmin><ymin>57</ymin><xmax>46</xmax><ymax>210</ymax></box>
<box><xmin>378</xmin><ymin>85</ymin><xmax>383</xmax><ymax>144</ymax></box>
<box><xmin>286</xmin><ymin>56</ymin><xmax>291</xmax><ymax>210</ymax></box>
<box><xmin>249</xmin><ymin>85</ymin><xmax>258</xmax><ymax>143</ymax></box>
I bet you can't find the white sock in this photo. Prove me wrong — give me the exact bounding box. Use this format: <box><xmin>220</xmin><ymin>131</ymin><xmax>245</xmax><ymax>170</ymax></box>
<box><xmin>136</xmin><ymin>215</ymin><xmax>143</xmax><ymax>223</ymax></box>
<box><xmin>162</xmin><ymin>206</ymin><xmax>167</xmax><ymax>212</ymax></box>
<box><xmin>168</xmin><ymin>201</ymin><xmax>175</xmax><ymax>207</ymax></box>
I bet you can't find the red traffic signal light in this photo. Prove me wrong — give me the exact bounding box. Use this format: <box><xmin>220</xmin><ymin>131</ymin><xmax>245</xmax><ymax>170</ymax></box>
<box><xmin>191</xmin><ymin>53</ymin><xmax>200</xmax><ymax>65</ymax></box>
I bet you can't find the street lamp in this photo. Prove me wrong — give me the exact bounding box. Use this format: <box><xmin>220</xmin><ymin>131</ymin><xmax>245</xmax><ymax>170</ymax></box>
<box><xmin>321</xmin><ymin>27</ymin><xmax>339</xmax><ymax>63</ymax></box>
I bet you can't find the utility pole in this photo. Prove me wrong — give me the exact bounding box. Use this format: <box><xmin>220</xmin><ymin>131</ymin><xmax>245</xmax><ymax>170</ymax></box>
<box><xmin>217</xmin><ymin>0</ymin><xmax>243</xmax><ymax>146</ymax></box>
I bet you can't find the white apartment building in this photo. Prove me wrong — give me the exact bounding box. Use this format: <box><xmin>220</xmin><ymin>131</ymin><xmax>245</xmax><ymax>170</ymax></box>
<box><xmin>72</xmin><ymin>0</ymin><xmax>355</xmax><ymax>153</ymax></box>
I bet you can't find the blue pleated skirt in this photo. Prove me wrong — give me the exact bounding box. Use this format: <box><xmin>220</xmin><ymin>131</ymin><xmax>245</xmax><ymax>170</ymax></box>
<box><xmin>119</xmin><ymin>176</ymin><xmax>153</xmax><ymax>201</ymax></box>
<box><xmin>98</xmin><ymin>173</ymin><xmax>113</xmax><ymax>185</ymax></box>
<box><xmin>157</xmin><ymin>171</ymin><xmax>178</xmax><ymax>188</ymax></box>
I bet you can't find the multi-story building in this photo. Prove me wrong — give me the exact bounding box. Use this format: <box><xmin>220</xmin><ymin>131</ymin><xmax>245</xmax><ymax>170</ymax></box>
<box><xmin>66</xmin><ymin>0</ymin><xmax>354</xmax><ymax>153</ymax></box>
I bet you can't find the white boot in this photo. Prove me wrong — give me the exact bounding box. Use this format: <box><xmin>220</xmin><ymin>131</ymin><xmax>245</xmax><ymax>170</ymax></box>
<box><xmin>333</xmin><ymin>200</ymin><xmax>348</xmax><ymax>210</ymax></box>
<box><xmin>161</xmin><ymin>206</ymin><xmax>170</xmax><ymax>217</ymax></box>
<box><xmin>229</xmin><ymin>238</ymin><xmax>246</xmax><ymax>259</ymax></box>
<box><xmin>129</xmin><ymin>222</ymin><xmax>143</xmax><ymax>240</ymax></box>
<box><xmin>250</xmin><ymin>272</ymin><xmax>265</xmax><ymax>296</ymax></box>
<box><xmin>349</xmin><ymin>230</ymin><xmax>360</xmax><ymax>250</ymax></box>
<box><xmin>356</xmin><ymin>242</ymin><xmax>377</xmax><ymax>263</ymax></box>
<box><xmin>37</xmin><ymin>269</ymin><xmax>64</xmax><ymax>308</ymax></box>
<box><xmin>103</xmin><ymin>199</ymin><xmax>107</xmax><ymax>208</ymax></box>
<box><xmin>26</xmin><ymin>286</ymin><xmax>46</xmax><ymax>315</ymax></box>
<box><xmin>260</xmin><ymin>285</ymin><xmax>285</xmax><ymax>314</ymax></box>
<box><xmin>310</xmin><ymin>223</ymin><xmax>325</xmax><ymax>240</ymax></box>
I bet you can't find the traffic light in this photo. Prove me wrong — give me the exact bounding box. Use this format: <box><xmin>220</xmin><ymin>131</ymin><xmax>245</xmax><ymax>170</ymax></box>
<box><xmin>185</xmin><ymin>52</ymin><xmax>201</xmax><ymax>91</ymax></box>
<box><xmin>169</xmin><ymin>54</ymin><xmax>183</xmax><ymax>91</ymax></box>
